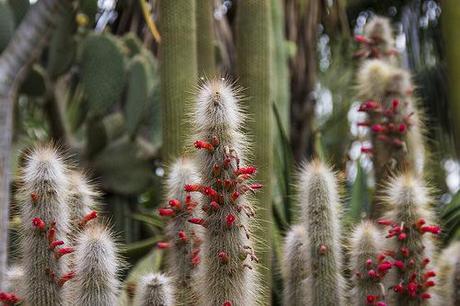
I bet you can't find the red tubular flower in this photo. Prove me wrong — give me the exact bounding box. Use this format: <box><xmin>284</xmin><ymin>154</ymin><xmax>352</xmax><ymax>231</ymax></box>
<box><xmin>178</xmin><ymin>231</ymin><xmax>188</xmax><ymax>242</ymax></box>
<box><xmin>223</xmin><ymin>301</ymin><xmax>232</xmax><ymax>306</ymax></box>
<box><xmin>0</xmin><ymin>292</ymin><xmax>20</xmax><ymax>304</ymax></box>
<box><xmin>49</xmin><ymin>240</ymin><xmax>64</xmax><ymax>250</ymax></box>
<box><xmin>218</xmin><ymin>251</ymin><xmax>229</xmax><ymax>264</ymax></box>
<box><xmin>249</xmin><ymin>183</ymin><xmax>263</xmax><ymax>190</ymax></box>
<box><xmin>231</xmin><ymin>191</ymin><xmax>240</xmax><ymax>202</ymax></box>
<box><xmin>31</xmin><ymin>192</ymin><xmax>39</xmax><ymax>203</ymax></box>
<box><xmin>55</xmin><ymin>247</ymin><xmax>74</xmax><ymax>259</ymax></box>
<box><xmin>188</xmin><ymin>218</ymin><xmax>207</xmax><ymax>227</ymax></box>
<box><xmin>210</xmin><ymin>201</ymin><xmax>220</xmax><ymax>210</ymax></box>
<box><xmin>191</xmin><ymin>254</ymin><xmax>201</xmax><ymax>266</ymax></box>
<box><xmin>32</xmin><ymin>217</ymin><xmax>46</xmax><ymax>231</ymax></box>
<box><xmin>393</xmin><ymin>283</ymin><xmax>404</xmax><ymax>293</ymax></box>
<box><xmin>361</xmin><ymin>147</ymin><xmax>373</xmax><ymax>154</ymax></box>
<box><xmin>422</xmin><ymin>258</ymin><xmax>430</xmax><ymax>267</ymax></box>
<box><xmin>355</xmin><ymin>34</ymin><xmax>369</xmax><ymax>44</ymax></box>
<box><xmin>80</xmin><ymin>210</ymin><xmax>98</xmax><ymax>226</ymax></box>
<box><xmin>421</xmin><ymin>225</ymin><xmax>441</xmax><ymax>234</ymax></box>
<box><xmin>359</xmin><ymin>100</ymin><xmax>380</xmax><ymax>112</ymax></box>
<box><xmin>371</xmin><ymin>124</ymin><xmax>386</xmax><ymax>133</ymax></box>
<box><xmin>398</xmin><ymin>124</ymin><xmax>407</xmax><ymax>133</ymax></box>
<box><xmin>416</xmin><ymin>218</ymin><xmax>426</xmax><ymax>227</ymax></box>
<box><xmin>168</xmin><ymin>199</ymin><xmax>181</xmax><ymax>209</ymax></box>
<box><xmin>377</xmin><ymin>261</ymin><xmax>392</xmax><ymax>273</ymax></box>
<box><xmin>366</xmin><ymin>295</ymin><xmax>378</xmax><ymax>304</ymax></box>
<box><xmin>203</xmin><ymin>186</ymin><xmax>218</xmax><ymax>198</ymax></box>
<box><xmin>226</xmin><ymin>214</ymin><xmax>236</xmax><ymax>227</ymax></box>
<box><xmin>194</xmin><ymin>140</ymin><xmax>214</xmax><ymax>151</ymax></box>
<box><xmin>376</xmin><ymin>302</ymin><xmax>387</xmax><ymax>306</ymax></box>
<box><xmin>47</xmin><ymin>225</ymin><xmax>56</xmax><ymax>244</ymax></box>
<box><xmin>421</xmin><ymin>293</ymin><xmax>431</xmax><ymax>299</ymax></box>
<box><xmin>392</xmin><ymin>99</ymin><xmax>399</xmax><ymax>110</ymax></box>
<box><xmin>423</xmin><ymin>271</ymin><xmax>436</xmax><ymax>279</ymax></box>
<box><xmin>357</xmin><ymin>121</ymin><xmax>371</xmax><ymax>127</ymax></box>
<box><xmin>377</xmin><ymin>253</ymin><xmax>386</xmax><ymax>262</ymax></box>
<box><xmin>235</xmin><ymin>166</ymin><xmax>257</xmax><ymax>175</ymax></box>
<box><xmin>393</xmin><ymin>260</ymin><xmax>405</xmax><ymax>270</ymax></box>
<box><xmin>366</xmin><ymin>258</ymin><xmax>373</xmax><ymax>267</ymax></box>
<box><xmin>398</xmin><ymin>233</ymin><xmax>407</xmax><ymax>240</ymax></box>
<box><xmin>58</xmin><ymin>271</ymin><xmax>75</xmax><ymax>286</ymax></box>
<box><xmin>401</xmin><ymin>247</ymin><xmax>410</xmax><ymax>257</ymax></box>
<box><xmin>368</xmin><ymin>269</ymin><xmax>377</xmax><ymax>278</ymax></box>
<box><xmin>184</xmin><ymin>184</ymin><xmax>202</xmax><ymax>192</ymax></box>
<box><xmin>157</xmin><ymin>242</ymin><xmax>171</xmax><ymax>249</ymax></box>
<box><xmin>407</xmin><ymin>282</ymin><xmax>417</xmax><ymax>297</ymax></box>
<box><xmin>424</xmin><ymin>280</ymin><xmax>435</xmax><ymax>287</ymax></box>
<box><xmin>159</xmin><ymin>208</ymin><xmax>175</xmax><ymax>217</ymax></box>
<box><xmin>377</xmin><ymin>219</ymin><xmax>393</xmax><ymax>226</ymax></box>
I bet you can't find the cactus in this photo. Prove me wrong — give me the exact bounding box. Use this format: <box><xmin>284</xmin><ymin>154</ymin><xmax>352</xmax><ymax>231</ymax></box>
<box><xmin>17</xmin><ymin>145</ymin><xmax>73</xmax><ymax>305</ymax></box>
<box><xmin>354</xmin><ymin>16</ymin><xmax>397</xmax><ymax>62</ymax></box>
<box><xmin>80</xmin><ymin>33</ymin><xmax>126</xmax><ymax>117</ymax></box>
<box><xmin>0</xmin><ymin>1</ymin><xmax>14</xmax><ymax>53</ymax></box>
<box><xmin>298</xmin><ymin>160</ymin><xmax>345</xmax><ymax>306</ymax></box>
<box><xmin>235</xmin><ymin>1</ymin><xmax>273</xmax><ymax>294</ymax></box>
<box><xmin>379</xmin><ymin>173</ymin><xmax>439</xmax><ymax>305</ymax></box>
<box><xmin>133</xmin><ymin>273</ymin><xmax>174</xmax><ymax>306</ymax></box>
<box><xmin>158</xmin><ymin>157</ymin><xmax>201</xmax><ymax>304</ymax></box>
<box><xmin>281</xmin><ymin>225</ymin><xmax>309</xmax><ymax>306</ymax></box>
<box><xmin>349</xmin><ymin>221</ymin><xmax>387</xmax><ymax>306</ymax></box>
<box><xmin>159</xmin><ymin>0</ymin><xmax>198</xmax><ymax>162</ymax></box>
<box><xmin>433</xmin><ymin>241</ymin><xmax>460</xmax><ymax>306</ymax></box>
<box><xmin>184</xmin><ymin>78</ymin><xmax>261</xmax><ymax>306</ymax></box>
<box><xmin>7</xmin><ymin>0</ymin><xmax>30</xmax><ymax>25</ymax></box>
<box><xmin>65</xmin><ymin>223</ymin><xmax>120</xmax><ymax>306</ymax></box>
<box><xmin>196</xmin><ymin>0</ymin><xmax>215</xmax><ymax>76</ymax></box>
<box><xmin>356</xmin><ymin>59</ymin><xmax>425</xmax><ymax>217</ymax></box>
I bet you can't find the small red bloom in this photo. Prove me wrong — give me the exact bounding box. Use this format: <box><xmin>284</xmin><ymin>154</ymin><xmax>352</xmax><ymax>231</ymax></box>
<box><xmin>210</xmin><ymin>201</ymin><xmax>220</xmax><ymax>210</ymax></box>
<box><xmin>235</xmin><ymin>166</ymin><xmax>257</xmax><ymax>175</ymax></box>
<box><xmin>377</xmin><ymin>261</ymin><xmax>392</xmax><ymax>273</ymax></box>
<box><xmin>49</xmin><ymin>240</ymin><xmax>64</xmax><ymax>250</ymax></box>
<box><xmin>32</xmin><ymin>217</ymin><xmax>46</xmax><ymax>231</ymax></box>
<box><xmin>178</xmin><ymin>231</ymin><xmax>188</xmax><ymax>242</ymax></box>
<box><xmin>58</xmin><ymin>271</ymin><xmax>75</xmax><ymax>286</ymax></box>
<box><xmin>194</xmin><ymin>140</ymin><xmax>214</xmax><ymax>151</ymax></box>
<box><xmin>422</xmin><ymin>258</ymin><xmax>430</xmax><ymax>267</ymax></box>
<box><xmin>191</xmin><ymin>254</ymin><xmax>200</xmax><ymax>266</ymax></box>
<box><xmin>159</xmin><ymin>208</ymin><xmax>175</xmax><ymax>217</ymax></box>
<box><xmin>226</xmin><ymin>214</ymin><xmax>236</xmax><ymax>227</ymax></box>
<box><xmin>398</xmin><ymin>233</ymin><xmax>407</xmax><ymax>240</ymax></box>
<box><xmin>319</xmin><ymin>244</ymin><xmax>327</xmax><ymax>254</ymax></box>
<box><xmin>355</xmin><ymin>34</ymin><xmax>369</xmax><ymax>44</ymax></box>
<box><xmin>218</xmin><ymin>251</ymin><xmax>229</xmax><ymax>264</ymax></box>
<box><xmin>376</xmin><ymin>302</ymin><xmax>387</xmax><ymax>306</ymax></box>
<box><xmin>371</xmin><ymin>124</ymin><xmax>385</xmax><ymax>133</ymax></box>
<box><xmin>398</xmin><ymin>124</ymin><xmax>407</xmax><ymax>133</ymax></box>
<box><xmin>393</xmin><ymin>260</ymin><xmax>404</xmax><ymax>270</ymax></box>
<box><xmin>366</xmin><ymin>295</ymin><xmax>378</xmax><ymax>304</ymax></box>
<box><xmin>55</xmin><ymin>247</ymin><xmax>74</xmax><ymax>259</ymax></box>
<box><xmin>223</xmin><ymin>301</ymin><xmax>232</xmax><ymax>306</ymax></box>
<box><xmin>377</xmin><ymin>253</ymin><xmax>386</xmax><ymax>262</ymax></box>
<box><xmin>392</xmin><ymin>99</ymin><xmax>399</xmax><ymax>110</ymax></box>
<box><xmin>184</xmin><ymin>184</ymin><xmax>202</xmax><ymax>192</ymax></box>
<box><xmin>188</xmin><ymin>218</ymin><xmax>207</xmax><ymax>227</ymax></box>
<box><xmin>424</xmin><ymin>280</ymin><xmax>435</xmax><ymax>287</ymax></box>
<box><xmin>401</xmin><ymin>247</ymin><xmax>410</xmax><ymax>257</ymax></box>
<box><xmin>423</xmin><ymin>271</ymin><xmax>436</xmax><ymax>279</ymax></box>
<box><xmin>231</xmin><ymin>191</ymin><xmax>240</xmax><ymax>202</ymax></box>
<box><xmin>31</xmin><ymin>192</ymin><xmax>39</xmax><ymax>203</ymax></box>
<box><xmin>368</xmin><ymin>269</ymin><xmax>377</xmax><ymax>278</ymax></box>
<box><xmin>417</xmin><ymin>218</ymin><xmax>426</xmax><ymax>227</ymax></box>
<box><xmin>421</xmin><ymin>293</ymin><xmax>431</xmax><ymax>299</ymax></box>
<box><xmin>80</xmin><ymin>210</ymin><xmax>98</xmax><ymax>226</ymax></box>
<box><xmin>249</xmin><ymin>183</ymin><xmax>263</xmax><ymax>190</ymax></box>
<box><xmin>407</xmin><ymin>282</ymin><xmax>417</xmax><ymax>297</ymax></box>
<box><xmin>0</xmin><ymin>291</ymin><xmax>20</xmax><ymax>304</ymax></box>
<box><xmin>203</xmin><ymin>186</ymin><xmax>218</xmax><ymax>198</ymax></box>
<box><xmin>377</xmin><ymin>219</ymin><xmax>393</xmax><ymax>226</ymax></box>
<box><xmin>157</xmin><ymin>242</ymin><xmax>170</xmax><ymax>249</ymax></box>
<box><xmin>169</xmin><ymin>199</ymin><xmax>181</xmax><ymax>208</ymax></box>
<box><xmin>421</xmin><ymin>225</ymin><xmax>441</xmax><ymax>235</ymax></box>
<box><xmin>366</xmin><ymin>258</ymin><xmax>373</xmax><ymax>267</ymax></box>
<box><xmin>393</xmin><ymin>283</ymin><xmax>404</xmax><ymax>293</ymax></box>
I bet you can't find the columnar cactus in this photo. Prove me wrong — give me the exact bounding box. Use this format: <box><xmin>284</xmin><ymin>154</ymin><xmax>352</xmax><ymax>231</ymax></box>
<box><xmin>298</xmin><ymin>160</ymin><xmax>345</xmax><ymax>306</ymax></box>
<box><xmin>356</xmin><ymin>59</ymin><xmax>425</xmax><ymax>217</ymax></box>
<box><xmin>354</xmin><ymin>16</ymin><xmax>397</xmax><ymax>61</ymax></box>
<box><xmin>17</xmin><ymin>145</ymin><xmax>74</xmax><ymax>305</ymax></box>
<box><xmin>349</xmin><ymin>221</ymin><xmax>387</xmax><ymax>306</ymax></box>
<box><xmin>281</xmin><ymin>225</ymin><xmax>309</xmax><ymax>306</ymax></box>
<box><xmin>158</xmin><ymin>157</ymin><xmax>201</xmax><ymax>304</ymax></box>
<box><xmin>185</xmin><ymin>78</ymin><xmax>261</xmax><ymax>306</ymax></box>
<box><xmin>379</xmin><ymin>174</ymin><xmax>439</xmax><ymax>305</ymax></box>
<box><xmin>66</xmin><ymin>224</ymin><xmax>120</xmax><ymax>306</ymax></box>
<box><xmin>433</xmin><ymin>241</ymin><xmax>460</xmax><ymax>306</ymax></box>
<box><xmin>196</xmin><ymin>0</ymin><xmax>215</xmax><ymax>76</ymax></box>
<box><xmin>159</xmin><ymin>0</ymin><xmax>198</xmax><ymax>162</ymax></box>
<box><xmin>133</xmin><ymin>273</ymin><xmax>174</xmax><ymax>306</ymax></box>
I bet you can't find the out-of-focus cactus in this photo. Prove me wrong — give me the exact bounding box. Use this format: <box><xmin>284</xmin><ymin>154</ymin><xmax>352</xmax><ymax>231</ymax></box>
<box><xmin>281</xmin><ymin>225</ymin><xmax>309</xmax><ymax>306</ymax></box>
<box><xmin>133</xmin><ymin>273</ymin><xmax>175</xmax><ymax>306</ymax></box>
<box><xmin>433</xmin><ymin>241</ymin><xmax>460</xmax><ymax>306</ymax></box>
<box><xmin>0</xmin><ymin>1</ymin><xmax>15</xmax><ymax>53</ymax></box>
<box><xmin>235</xmin><ymin>1</ymin><xmax>273</xmax><ymax>294</ymax></box>
<box><xmin>65</xmin><ymin>224</ymin><xmax>120</xmax><ymax>306</ymax></box>
<box><xmin>80</xmin><ymin>33</ymin><xmax>126</xmax><ymax>117</ymax></box>
<box><xmin>349</xmin><ymin>221</ymin><xmax>387</xmax><ymax>306</ymax></box>
<box><xmin>356</xmin><ymin>59</ymin><xmax>425</xmax><ymax>218</ymax></box>
<box><xmin>379</xmin><ymin>173</ymin><xmax>439</xmax><ymax>305</ymax></box>
<box><xmin>298</xmin><ymin>160</ymin><xmax>345</xmax><ymax>306</ymax></box>
<box><xmin>158</xmin><ymin>158</ymin><xmax>201</xmax><ymax>304</ymax></box>
<box><xmin>196</xmin><ymin>0</ymin><xmax>215</xmax><ymax>76</ymax></box>
<box><xmin>185</xmin><ymin>78</ymin><xmax>261</xmax><ymax>306</ymax></box>
<box><xmin>159</xmin><ymin>0</ymin><xmax>198</xmax><ymax>162</ymax></box>
<box><xmin>17</xmin><ymin>145</ymin><xmax>74</xmax><ymax>305</ymax></box>
<box><xmin>7</xmin><ymin>0</ymin><xmax>30</xmax><ymax>25</ymax></box>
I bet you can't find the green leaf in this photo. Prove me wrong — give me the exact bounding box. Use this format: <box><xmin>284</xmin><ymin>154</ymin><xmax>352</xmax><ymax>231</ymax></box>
<box><xmin>125</xmin><ymin>55</ymin><xmax>149</xmax><ymax>136</ymax></box>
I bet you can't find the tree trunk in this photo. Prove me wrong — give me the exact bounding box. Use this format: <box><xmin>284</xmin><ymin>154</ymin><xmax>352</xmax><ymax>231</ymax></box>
<box><xmin>0</xmin><ymin>0</ymin><xmax>70</xmax><ymax>290</ymax></box>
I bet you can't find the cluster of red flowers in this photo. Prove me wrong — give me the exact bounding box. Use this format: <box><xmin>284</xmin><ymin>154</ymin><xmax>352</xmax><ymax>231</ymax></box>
<box><xmin>359</xmin><ymin>99</ymin><xmax>413</xmax><ymax>154</ymax></box>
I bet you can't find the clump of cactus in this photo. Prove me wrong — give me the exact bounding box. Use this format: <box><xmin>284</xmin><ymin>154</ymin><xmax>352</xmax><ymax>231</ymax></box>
<box><xmin>157</xmin><ymin>157</ymin><xmax>202</xmax><ymax>304</ymax></box>
<box><xmin>168</xmin><ymin>78</ymin><xmax>262</xmax><ymax>306</ymax></box>
<box><xmin>133</xmin><ymin>273</ymin><xmax>175</xmax><ymax>306</ymax></box>
<box><xmin>433</xmin><ymin>241</ymin><xmax>460</xmax><ymax>306</ymax></box>
<box><xmin>0</xmin><ymin>144</ymin><xmax>119</xmax><ymax>306</ymax></box>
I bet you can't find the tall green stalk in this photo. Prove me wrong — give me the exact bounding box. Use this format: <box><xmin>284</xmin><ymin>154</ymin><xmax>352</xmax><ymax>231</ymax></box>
<box><xmin>159</xmin><ymin>0</ymin><xmax>198</xmax><ymax>163</ymax></box>
<box><xmin>196</xmin><ymin>0</ymin><xmax>215</xmax><ymax>76</ymax></box>
<box><xmin>235</xmin><ymin>0</ymin><xmax>273</xmax><ymax>300</ymax></box>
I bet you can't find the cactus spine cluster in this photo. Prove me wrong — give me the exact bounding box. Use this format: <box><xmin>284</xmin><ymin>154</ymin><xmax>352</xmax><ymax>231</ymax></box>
<box><xmin>158</xmin><ymin>158</ymin><xmax>201</xmax><ymax>304</ymax></box>
<box><xmin>133</xmin><ymin>273</ymin><xmax>175</xmax><ymax>306</ymax></box>
<box><xmin>379</xmin><ymin>174</ymin><xmax>439</xmax><ymax>305</ymax></box>
<box><xmin>433</xmin><ymin>241</ymin><xmax>460</xmax><ymax>306</ymax></box>
<box><xmin>185</xmin><ymin>78</ymin><xmax>261</xmax><ymax>306</ymax></box>
<box><xmin>281</xmin><ymin>225</ymin><xmax>309</xmax><ymax>306</ymax></box>
<box><xmin>349</xmin><ymin>221</ymin><xmax>386</xmax><ymax>306</ymax></box>
<box><xmin>159</xmin><ymin>0</ymin><xmax>198</xmax><ymax>162</ymax></box>
<box><xmin>0</xmin><ymin>144</ymin><xmax>120</xmax><ymax>306</ymax></box>
<box><xmin>285</xmin><ymin>160</ymin><xmax>344</xmax><ymax>306</ymax></box>
<box><xmin>235</xmin><ymin>1</ymin><xmax>273</xmax><ymax>294</ymax></box>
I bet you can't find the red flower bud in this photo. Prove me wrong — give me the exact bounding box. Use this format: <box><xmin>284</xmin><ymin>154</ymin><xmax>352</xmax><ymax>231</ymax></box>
<box><xmin>407</xmin><ymin>282</ymin><xmax>417</xmax><ymax>297</ymax></box>
<box><xmin>421</xmin><ymin>225</ymin><xmax>441</xmax><ymax>234</ymax></box>
<box><xmin>376</xmin><ymin>302</ymin><xmax>387</xmax><ymax>306</ymax></box>
<box><xmin>368</xmin><ymin>269</ymin><xmax>377</xmax><ymax>278</ymax></box>
<box><xmin>159</xmin><ymin>208</ymin><xmax>175</xmax><ymax>217</ymax></box>
<box><xmin>423</xmin><ymin>271</ymin><xmax>436</xmax><ymax>279</ymax></box>
<box><xmin>169</xmin><ymin>199</ymin><xmax>181</xmax><ymax>208</ymax></box>
<box><xmin>231</xmin><ymin>191</ymin><xmax>240</xmax><ymax>202</ymax></box>
<box><xmin>218</xmin><ymin>251</ymin><xmax>229</xmax><ymax>264</ymax></box>
<box><xmin>178</xmin><ymin>231</ymin><xmax>188</xmax><ymax>242</ymax></box>
<box><xmin>194</xmin><ymin>140</ymin><xmax>214</xmax><ymax>151</ymax></box>
<box><xmin>49</xmin><ymin>240</ymin><xmax>64</xmax><ymax>250</ymax></box>
<box><xmin>377</xmin><ymin>219</ymin><xmax>393</xmax><ymax>226</ymax></box>
<box><xmin>392</xmin><ymin>99</ymin><xmax>399</xmax><ymax>110</ymax></box>
<box><xmin>55</xmin><ymin>247</ymin><xmax>74</xmax><ymax>259</ymax></box>
<box><xmin>184</xmin><ymin>184</ymin><xmax>202</xmax><ymax>192</ymax></box>
<box><xmin>235</xmin><ymin>166</ymin><xmax>257</xmax><ymax>175</ymax></box>
<box><xmin>188</xmin><ymin>218</ymin><xmax>207</xmax><ymax>227</ymax></box>
<box><xmin>393</xmin><ymin>260</ymin><xmax>404</xmax><ymax>270</ymax></box>
<box><xmin>0</xmin><ymin>292</ymin><xmax>20</xmax><ymax>304</ymax></box>
<box><xmin>398</xmin><ymin>233</ymin><xmax>407</xmax><ymax>240</ymax></box>
<box><xmin>424</xmin><ymin>280</ymin><xmax>435</xmax><ymax>287</ymax></box>
<box><xmin>32</xmin><ymin>217</ymin><xmax>46</xmax><ymax>231</ymax></box>
<box><xmin>366</xmin><ymin>258</ymin><xmax>373</xmax><ymax>267</ymax></box>
<box><xmin>58</xmin><ymin>271</ymin><xmax>75</xmax><ymax>286</ymax></box>
<box><xmin>157</xmin><ymin>242</ymin><xmax>170</xmax><ymax>249</ymax></box>
<box><xmin>377</xmin><ymin>261</ymin><xmax>392</xmax><ymax>273</ymax></box>
<box><xmin>366</xmin><ymin>295</ymin><xmax>378</xmax><ymax>303</ymax></box>
<box><xmin>394</xmin><ymin>283</ymin><xmax>404</xmax><ymax>293</ymax></box>
<box><xmin>80</xmin><ymin>210</ymin><xmax>98</xmax><ymax>226</ymax></box>
<box><xmin>31</xmin><ymin>192</ymin><xmax>39</xmax><ymax>203</ymax></box>
<box><xmin>226</xmin><ymin>214</ymin><xmax>236</xmax><ymax>227</ymax></box>
<box><xmin>355</xmin><ymin>35</ymin><xmax>369</xmax><ymax>44</ymax></box>
<box><xmin>210</xmin><ymin>201</ymin><xmax>220</xmax><ymax>210</ymax></box>
<box><xmin>223</xmin><ymin>301</ymin><xmax>232</xmax><ymax>306</ymax></box>
<box><xmin>401</xmin><ymin>247</ymin><xmax>410</xmax><ymax>257</ymax></box>
<box><xmin>371</xmin><ymin>124</ymin><xmax>385</xmax><ymax>133</ymax></box>
<box><xmin>421</xmin><ymin>293</ymin><xmax>431</xmax><ymax>299</ymax></box>
<box><xmin>250</xmin><ymin>183</ymin><xmax>263</xmax><ymax>190</ymax></box>
<box><xmin>398</xmin><ymin>123</ymin><xmax>407</xmax><ymax>133</ymax></box>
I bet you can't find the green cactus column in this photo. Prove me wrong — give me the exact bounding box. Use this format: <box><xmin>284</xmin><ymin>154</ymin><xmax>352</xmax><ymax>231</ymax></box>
<box><xmin>159</xmin><ymin>0</ymin><xmax>198</xmax><ymax>163</ymax></box>
<box><xmin>196</xmin><ymin>0</ymin><xmax>215</xmax><ymax>76</ymax></box>
<box><xmin>235</xmin><ymin>0</ymin><xmax>273</xmax><ymax>299</ymax></box>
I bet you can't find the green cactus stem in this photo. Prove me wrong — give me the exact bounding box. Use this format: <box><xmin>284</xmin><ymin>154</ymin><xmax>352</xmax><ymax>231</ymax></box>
<box><xmin>133</xmin><ymin>273</ymin><xmax>174</xmax><ymax>306</ymax></box>
<box><xmin>196</xmin><ymin>0</ymin><xmax>215</xmax><ymax>76</ymax></box>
